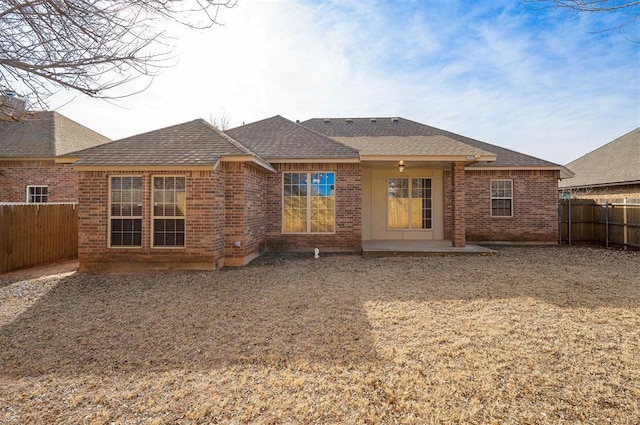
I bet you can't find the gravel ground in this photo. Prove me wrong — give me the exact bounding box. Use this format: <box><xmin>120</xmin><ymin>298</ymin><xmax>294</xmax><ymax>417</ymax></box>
<box><xmin>0</xmin><ymin>246</ymin><xmax>639</xmax><ymax>424</ymax></box>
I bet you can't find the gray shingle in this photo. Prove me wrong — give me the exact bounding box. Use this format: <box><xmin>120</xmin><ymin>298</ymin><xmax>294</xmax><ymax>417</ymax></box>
<box><xmin>334</xmin><ymin>135</ymin><xmax>494</xmax><ymax>157</ymax></box>
<box><xmin>302</xmin><ymin>117</ymin><xmax>560</xmax><ymax>167</ymax></box>
<box><xmin>559</xmin><ymin>127</ymin><xmax>640</xmax><ymax>189</ymax></box>
<box><xmin>0</xmin><ymin>111</ymin><xmax>111</xmax><ymax>157</ymax></box>
<box><xmin>74</xmin><ymin>119</ymin><xmax>255</xmax><ymax>166</ymax></box>
<box><xmin>226</xmin><ymin>115</ymin><xmax>359</xmax><ymax>159</ymax></box>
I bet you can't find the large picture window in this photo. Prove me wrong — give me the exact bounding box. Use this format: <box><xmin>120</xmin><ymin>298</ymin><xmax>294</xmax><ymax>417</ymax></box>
<box><xmin>110</xmin><ymin>176</ymin><xmax>142</xmax><ymax>247</ymax></box>
<box><xmin>153</xmin><ymin>176</ymin><xmax>186</xmax><ymax>247</ymax></box>
<box><xmin>491</xmin><ymin>179</ymin><xmax>513</xmax><ymax>217</ymax></box>
<box><xmin>388</xmin><ymin>178</ymin><xmax>432</xmax><ymax>229</ymax></box>
<box><xmin>283</xmin><ymin>172</ymin><xmax>335</xmax><ymax>233</ymax></box>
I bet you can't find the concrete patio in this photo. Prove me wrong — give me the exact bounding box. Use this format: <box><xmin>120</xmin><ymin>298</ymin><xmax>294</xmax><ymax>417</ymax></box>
<box><xmin>361</xmin><ymin>239</ymin><xmax>497</xmax><ymax>257</ymax></box>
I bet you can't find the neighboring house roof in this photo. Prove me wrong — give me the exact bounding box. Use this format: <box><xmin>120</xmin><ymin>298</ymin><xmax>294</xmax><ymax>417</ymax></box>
<box><xmin>559</xmin><ymin>127</ymin><xmax>640</xmax><ymax>189</ymax></box>
<box><xmin>225</xmin><ymin>115</ymin><xmax>359</xmax><ymax>160</ymax></box>
<box><xmin>0</xmin><ymin>111</ymin><xmax>111</xmax><ymax>158</ymax></box>
<box><xmin>72</xmin><ymin>119</ymin><xmax>272</xmax><ymax>170</ymax></box>
<box><xmin>301</xmin><ymin>117</ymin><xmax>561</xmax><ymax>169</ymax></box>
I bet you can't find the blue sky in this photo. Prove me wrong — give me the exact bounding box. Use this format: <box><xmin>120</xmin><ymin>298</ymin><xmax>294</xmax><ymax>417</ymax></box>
<box><xmin>52</xmin><ymin>0</ymin><xmax>639</xmax><ymax>165</ymax></box>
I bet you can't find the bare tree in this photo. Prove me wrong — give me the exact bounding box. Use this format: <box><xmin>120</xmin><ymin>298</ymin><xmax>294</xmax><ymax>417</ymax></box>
<box><xmin>0</xmin><ymin>0</ymin><xmax>236</xmax><ymax>117</ymax></box>
<box><xmin>209</xmin><ymin>108</ymin><xmax>231</xmax><ymax>130</ymax></box>
<box><xmin>524</xmin><ymin>0</ymin><xmax>640</xmax><ymax>34</ymax></box>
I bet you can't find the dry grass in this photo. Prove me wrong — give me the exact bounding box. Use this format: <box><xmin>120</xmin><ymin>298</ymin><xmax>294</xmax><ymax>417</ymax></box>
<box><xmin>1</xmin><ymin>246</ymin><xmax>639</xmax><ymax>424</ymax></box>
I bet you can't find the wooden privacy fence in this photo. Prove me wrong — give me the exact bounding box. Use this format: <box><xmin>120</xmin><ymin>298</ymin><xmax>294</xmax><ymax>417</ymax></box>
<box><xmin>0</xmin><ymin>203</ymin><xmax>78</xmax><ymax>274</ymax></box>
<box><xmin>558</xmin><ymin>199</ymin><xmax>640</xmax><ymax>250</ymax></box>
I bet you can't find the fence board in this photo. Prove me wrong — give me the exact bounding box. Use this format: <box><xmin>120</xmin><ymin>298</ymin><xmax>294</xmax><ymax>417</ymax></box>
<box><xmin>559</xmin><ymin>200</ymin><xmax>640</xmax><ymax>250</ymax></box>
<box><xmin>0</xmin><ymin>204</ymin><xmax>78</xmax><ymax>274</ymax></box>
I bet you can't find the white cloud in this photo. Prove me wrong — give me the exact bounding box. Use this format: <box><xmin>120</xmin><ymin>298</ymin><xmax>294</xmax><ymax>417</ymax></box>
<box><xmin>52</xmin><ymin>0</ymin><xmax>638</xmax><ymax>165</ymax></box>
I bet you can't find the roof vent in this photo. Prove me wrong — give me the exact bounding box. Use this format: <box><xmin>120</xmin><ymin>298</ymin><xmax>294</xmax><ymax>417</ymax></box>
<box><xmin>346</xmin><ymin>118</ymin><xmax>353</xmax><ymax>123</ymax></box>
<box><xmin>370</xmin><ymin>118</ymin><xmax>377</xmax><ymax>122</ymax></box>
<box><xmin>391</xmin><ymin>117</ymin><xmax>399</xmax><ymax>122</ymax></box>
<box><xmin>323</xmin><ymin>119</ymin><xmax>330</xmax><ymax>123</ymax></box>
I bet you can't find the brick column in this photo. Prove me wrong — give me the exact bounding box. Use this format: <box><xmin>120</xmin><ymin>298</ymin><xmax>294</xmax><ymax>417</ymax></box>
<box><xmin>452</xmin><ymin>162</ymin><xmax>466</xmax><ymax>247</ymax></box>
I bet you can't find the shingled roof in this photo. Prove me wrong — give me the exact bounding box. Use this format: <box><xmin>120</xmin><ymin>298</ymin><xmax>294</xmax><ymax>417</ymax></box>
<box><xmin>330</xmin><ymin>135</ymin><xmax>495</xmax><ymax>159</ymax></box>
<box><xmin>226</xmin><ymin>115</ymin><xmax>359</xmax><ymax>160</ymax></box>
<box><xmin>559</xmin><ymin>127</ymin><xmax>640</xmax><ymax>189</ymax></box>
<box><xmin>0</xmin><ymin>111</ymin><xmax>111</xmax><ymax>158</ymax></box>
<box><xmin>73</xmin><ymin>119</ymin><xmax>269</xmax><ymax>168</ymax></box>
<box><xmin>301</xmin><ymin>117</ymin><xmax>560</xmax><ymax>168</ymax></box>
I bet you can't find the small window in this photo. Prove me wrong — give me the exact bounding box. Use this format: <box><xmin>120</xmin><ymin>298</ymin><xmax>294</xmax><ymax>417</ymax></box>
<box><xmin>26</xmin><ymin>185</ymin><xmax>48</xmax><ymax>203</ymax></box>
<box><xmin>491</xmin><ymin>179</ymin><xmax>513</xmax><ymax>217</ymax></box>
<box><xmin>152</xmin><ymin>176</ymin><xmax>186</xmax><ymax>247</ymax></box>
<box><xmin>110</xmin><ymin>176</ymin><xmax>143</xmax><ymax>247</ymax></box>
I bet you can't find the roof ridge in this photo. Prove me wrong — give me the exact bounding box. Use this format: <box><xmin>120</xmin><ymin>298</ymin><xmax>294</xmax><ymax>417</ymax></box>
<box><xmin>116</xmin><ymin>119</ymin><xmax>203</xmax><ymax>142</ymax></box>
<box><xmin>226</xmin><ymin>114</ymin><xmax>284</xmax><ymax>131</ymax></box>
<box><xmin>48</xmin><ymin>111</ymin><xmax>59</xmax><ymax>156</ymax></box>
<box><xmin>197</xmin><ymin>119</ymin><xmax>259</xmax><ymax>157</ymax></box>
<box><xmin>50</xmin><ymin>111</ymin><xmax>112</xmax><ymax>156</ymax></box>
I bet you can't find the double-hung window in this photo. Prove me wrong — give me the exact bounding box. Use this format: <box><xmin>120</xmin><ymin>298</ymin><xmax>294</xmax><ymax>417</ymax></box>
<box><xmin>491</xmin><ymin>179</ymin><xmax>513</xmax><ymax>217</ymax></box>
<box><xmin>110</xmin><ymin>177</ymin><xmax>143</xmax><ymax>247</ymax></box>
<box><xmin>283</xmin><ymin>172</ymin><xmax>335</xmax><ymax>233</ymax></box>
<box><xmin>152</xmin><ymin>176</ymin><xmax>186</xmax><ymax>247</ymax></box>
<box><xmin>388</xmin><ymin>178</ymin><xmax>432</xmax><ymax>229</ymax></box>
<box><xmin>26</xmin><ymin>185</ymin><xmax>48</xmax><ymax>203</ymax></box>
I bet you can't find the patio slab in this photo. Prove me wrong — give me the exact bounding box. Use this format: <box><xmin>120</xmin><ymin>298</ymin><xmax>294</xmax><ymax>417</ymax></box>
<box><xmin>362</xmin><ymin>239</ymin><xmax>497</xmax><ymax>257</ymax></box>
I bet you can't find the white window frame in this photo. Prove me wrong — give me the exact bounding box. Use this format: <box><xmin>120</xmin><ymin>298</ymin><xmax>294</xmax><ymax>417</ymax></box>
<box><xmin>108</xmin><ymin>176</ymin><xmax>143</xmax><ymax>248</ymax></box>
<box><xmin>26</xmin><ymin>185</ymin><xmax>48</xmax><ymax>203</ymax></box>
<box><xmin>490</xmin><ymin>179</ymin><xmax>513</xmax><ymax>217</ymax></box>
<box><xmin>282</xmin><ymin>171</ymin><xmax>336</xmax><ymax>234</ymax></box>
<box><xmin>387</xmin><ymin>177</ymin><xmax>433</xmax><ymax>230</ymax></box>
<box><xmin>151</xmin><ymin>175</ymin><xmax>186</xmax><ymax>248</ymax></box>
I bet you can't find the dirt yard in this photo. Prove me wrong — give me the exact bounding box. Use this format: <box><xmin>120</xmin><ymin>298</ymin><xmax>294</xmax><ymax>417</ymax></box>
<box><xmin>1</xmin><ymin>246</ymin><xmax>639</xmax><ymax>424</ymax></box>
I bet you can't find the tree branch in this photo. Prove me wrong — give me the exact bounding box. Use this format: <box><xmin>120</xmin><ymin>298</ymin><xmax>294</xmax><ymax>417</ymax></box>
<box><xmin>0</xmin><ymin>0</ymin><xmax>237</xmax><ymax>116</ymax></box>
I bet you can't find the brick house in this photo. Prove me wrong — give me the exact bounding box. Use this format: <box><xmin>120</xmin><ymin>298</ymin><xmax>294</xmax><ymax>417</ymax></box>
<box><xmin>0</xmin><ymin>111</ymin><xmax>111</xmax><ymax>203</ymax></box>
<box><xmin>559</xmin><ymin>127</ymin><xmax>639</xmax><ymax>202</ymax></box>
<box><xmin>70</xmin><ymin>115</ymin><xmax>570</xmax><ymax>271</ymax></box>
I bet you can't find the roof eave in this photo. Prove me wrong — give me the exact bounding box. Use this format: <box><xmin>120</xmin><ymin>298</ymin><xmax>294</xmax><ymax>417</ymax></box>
<box><xmin>559</xmin><ymin>179</ymin><xmax>640</xmax><ymax>190</ymax></box>
<box><xmin>73</xmin><ymin>164</ymin><xmax>217</xmax><ymax>172</ymax></box>
<box><xmin>55</xmin><ymin>156</ymin><xmax>80</xmax><ymax>164</ymax></box>
<box><xmin>0</xmin><ymin>156</ymin><xmax>57</xmax><ymax>161</ymax></box>
<box><xmin>468</xmin><ymin>165</ymin><xmax>574</xmax><ymax>179</ymax></box>
<box><xmin>219</xmin><ymin>155</ymin><xmax>276</xmax><ymax>173</ymax></box>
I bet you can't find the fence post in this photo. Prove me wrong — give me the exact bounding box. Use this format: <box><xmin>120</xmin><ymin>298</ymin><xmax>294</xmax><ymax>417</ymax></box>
<box><xmin>605</xmin><ymin>201</ymin><xmax>609</xmax><ymax>248</ymax></box>
<box><xmin>568</xmin><ymin>197</ymin><xmax>572</xmax><ymax>246</ymax></box>
<box><xmin>623</xmin><ymin>197</ymin><xmax>628</xmax><ymax>250</ymax></box>
<box><xmin>558</xmin><ymin>200</ymin><xmax>561</xmax><ymax>245</ymax></box>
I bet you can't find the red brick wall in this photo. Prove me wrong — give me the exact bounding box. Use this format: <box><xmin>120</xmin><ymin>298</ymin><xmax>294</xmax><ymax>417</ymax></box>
<box><xmin>265</xmin><ymin>163</ymin><xmax>362</xmax><ymax>253</ymax></box>
<box><xmin>445</xmin><ymin>169</ymin><xmax>560</xmax><ymax>243</ymax></box>
<box><xmin>0</xmin><ymin>160</ymin><xmax>77</xmax><ymax>202</ymax></box>
<box><xmin>451</xmin><ymin>162</ymin><xmax>466</xmax><ymax>247</ymax></box>
<box><xmin>78</xmin><ymin>169</ymin><xmax>224</xmax><ymax>271</ymax></box>
<box><xmin>222</xmin><ymin>163</ymin><xmax>268</xmax><ymax>266</ymax></box>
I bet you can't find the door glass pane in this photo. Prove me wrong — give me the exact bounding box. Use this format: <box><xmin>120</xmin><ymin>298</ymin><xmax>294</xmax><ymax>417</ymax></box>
<box><xmin>412</xmin><ymin>178</ymin><xmax>432</xmax><ymax>229</ymax></box>
<box><xmin>389</xmin><ymin>178</ymin><xmax>432</xmax><ymax>230</ymax></box>
<box><xmin>388</xmin><ymin>178</ymin><xmax>409</xmax><ymax>229</ymax></box>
